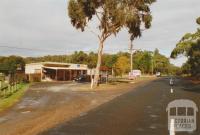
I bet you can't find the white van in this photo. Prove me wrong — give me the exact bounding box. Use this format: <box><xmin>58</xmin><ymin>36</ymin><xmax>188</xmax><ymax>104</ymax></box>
<box><xmin>129</xmin><ymin>70</ymin><xmax>141</xmax><ymax>80</ymax></box>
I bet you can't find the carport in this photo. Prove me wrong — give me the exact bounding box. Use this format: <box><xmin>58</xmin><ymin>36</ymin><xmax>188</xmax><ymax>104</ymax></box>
<box><xmin>25</xmin><ymin>62</ymin><xmax>87</xmax><ymax>82</ymax></box>
<box><xmin>42</xmin><ymin>67</ymin><xmax>86</xmax><ymax>81</ymax></box>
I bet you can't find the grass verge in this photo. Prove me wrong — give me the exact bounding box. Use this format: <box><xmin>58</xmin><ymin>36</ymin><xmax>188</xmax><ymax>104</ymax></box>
<box><xmin>0</xmin><ymin>83</ymin><xmax>30</xmax><ymax>113</ymax></box>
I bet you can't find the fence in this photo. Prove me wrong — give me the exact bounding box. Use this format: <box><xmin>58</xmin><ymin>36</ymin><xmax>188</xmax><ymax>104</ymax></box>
<box><xmin>0</xmin><ymin>81</ymin><xmax>21</xmax><ymax>98</ymax></box>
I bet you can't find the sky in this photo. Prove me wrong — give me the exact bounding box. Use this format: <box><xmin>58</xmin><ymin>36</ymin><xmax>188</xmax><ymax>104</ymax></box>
<box><xmin>0</xmin><ymin>0</ymin><xmax>200</xmax><ymax>66</ymax></box>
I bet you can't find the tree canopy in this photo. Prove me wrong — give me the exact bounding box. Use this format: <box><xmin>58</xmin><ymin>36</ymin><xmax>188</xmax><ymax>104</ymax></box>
<box><xmin>115</xmin><ymin>55</ymin><xmax>130</xmax><ymax>76</ymax></box>
<box><xmin>68</xmin><ymin>0</ymin><xmax>155</xmax><ymax>40</ymax></box>
<box><xmin>171</xmin><ymin>17</ymin><xmax>200</xmax><ymax>78</ymax></box>
<box><xmin>187</xmin><ymin>40</ymin><xmax>200</xmax><ymax>76</ymax></box>
<box><xmin>132</xmin><ymin>51</ymin><xmax>152</xmax><ymax>74</ymax></box>
<box><xmin>0</xmin><ymin>56</ymin><xmax>25</xmax><ymax>74</ymax></box>
<box><xmin>171</xmin><ymin>17</ymin><xmax>200</xmax><ymax>58</ymax></box>
<box><xmin>153</xmin><ymin>49</ymin><xmax>170</xmax><ymax>74</ymax></box>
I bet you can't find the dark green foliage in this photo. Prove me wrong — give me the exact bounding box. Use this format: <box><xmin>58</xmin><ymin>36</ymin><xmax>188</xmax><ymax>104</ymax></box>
<box><xmin>132</xmin><ymin>51</ymin><xmax>152</xmax><ymax>74</ymax></box>
<box><xmin>0</xmin><ymin>49</ymin><xmax>174</xmax><ymax>76</ymax></box>
<box><xmin>181</xmin><ymin>62</ymin><xmax>191</xmax><ymax>75</ymax></box>
<box><xmin>187</xmin><ymin>40</ymin><xmax>200</xmax><ymax>77</ymax></box>
<box><xmin>70</xmin><ymin>51</ymin><xmax>98</xmax><ymax>68</ymax></box>
<box><xmin>171</xmin><ymin>17</ymin><xmax>200</xmax><ymax>59</ymax></box>
<box><xmin>102</xmin><ymin>54</ymin><xmax>118</xmax><ymax>68</ymax></box>
<box><xmin>153</xmin><ymin>49</ymin><xmax>170</xmax><ymax>74</ymax></box>
<box><xmin>25</xmin><ymin>55</ymin><xmax>71</xmax><ymax>63</ymax></box>
<box><xmin>87</xmin><ymin>52</ymin><xmax>98</xmax><ymax>68</ymax></box>
<box><xmin>0</xmin><ymin>56</ymin><xmax>25</xmax><ymax>74</ymax></box>
<box><xmin>196</xmin><ymin>17</ymin><xmax>200</xmax><ymax>25</ymax></box>
<box><xmin>70</xmin><ymin>51</ymin><xmax>88</xmax><ymax>64</ymax></box>
<box><xmin>168</xmin><ymin>64</ymin><xmax>181</xmax><ymax>76</ymax></box>
<box><xmin>132</xmin><ymin>49</ymin><xmax>172</xmax><ymax>74</ymax></box>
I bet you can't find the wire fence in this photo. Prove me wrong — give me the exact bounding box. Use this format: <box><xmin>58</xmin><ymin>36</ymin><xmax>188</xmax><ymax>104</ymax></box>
<box><xmin>0</xmin><ymin>80</ymin><xmax>21</xmax><ymax>98</ymax></box>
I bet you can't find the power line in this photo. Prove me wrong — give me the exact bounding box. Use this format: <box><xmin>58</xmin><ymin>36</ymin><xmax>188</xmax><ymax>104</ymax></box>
<box><xmin>0</xmin><ymin>45</ymin><xmax>68</xmax><ymax>53</ymax></box>
<box><xmin>0</xmin><ymin>45</ymin><xmax>129</xmax><ymax>52</ymax></box>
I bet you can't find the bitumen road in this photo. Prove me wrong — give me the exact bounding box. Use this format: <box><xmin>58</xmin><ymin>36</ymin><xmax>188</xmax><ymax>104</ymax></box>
<box><xmin>40</xmin><ymin>78</ymin><xmax>200</xmax><ymax>135</ymax></box>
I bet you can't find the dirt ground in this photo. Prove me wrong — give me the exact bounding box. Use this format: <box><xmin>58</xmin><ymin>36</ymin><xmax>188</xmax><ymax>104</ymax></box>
<box><xmin>0</xmin><ymin>79</ymin><xmax>154</xmax><ymax>135</ymax></box>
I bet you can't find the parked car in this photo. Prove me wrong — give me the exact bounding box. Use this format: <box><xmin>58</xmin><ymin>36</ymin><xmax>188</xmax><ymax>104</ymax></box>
<box><xmin>129</xmin><ymin>70</ymin><xmax>141</xmax><ymax>80</ymax></box>
<box><xmin>74</xmin><ymin>74</ymin><xmax>88</xmax><ymax>82</ymax></box>
<box><xmin>156</xmin><ymin>72</ymin><xmax>161</xmax><ymax>77</ymax></box>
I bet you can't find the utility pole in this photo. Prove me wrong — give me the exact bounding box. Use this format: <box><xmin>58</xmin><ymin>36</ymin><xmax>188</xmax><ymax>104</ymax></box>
<box><xmin>151</xmin><ymin>59</ymin><xmax>154</xmax><ymax>75</ymax></box>
<box><xmin>151</xmin><ymin>52</ymin><xmax>154</xmax><ymax>75</ymax></box>
<box><xmin>129</xmin><ymin>40</ymin><xmax>133</xmax><ymax>72</ymax></box>
<box><xmin>129</xmin><ymin>41</ymin><xmax>138</xmax><ymax>72</ymax></box>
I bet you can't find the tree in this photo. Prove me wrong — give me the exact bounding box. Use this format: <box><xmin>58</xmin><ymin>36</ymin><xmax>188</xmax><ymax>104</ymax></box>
<box><xmin>196</xmin><ymin>17</ymin><xmax>200</xmax><ymax>25</ymax></box>
<box><xmin>25</xmin><ymin>55</ymin><xmax>71</xmax><ymax>63</ymax></box>
<box><xmin>87</xmin><ymin>52</ymin><xmax>97</xmax><ymax>68</ymax></box>
<box><xmin>153</xmin><ymin>49</ymin><xmax>170</xmax><ymax>74</ymax></box>
<box><xmin>187</xmin><ymin>40</ymin><xmax>200</xmax><ymax>77</ymax></box>
<box><xmin>70</xmin><ymin>51</ymin><xmax>88</xmax><ymax>64</ymax></box>
<box><xmin>0</xmin><ymin>56</ymin><xmax>25</xmax><ymax>74</ymax></box>
<box><xmin>168</xmin><ymin>64</ymin><xmax>181</xmax><ymax>76</ymax></box>
<box><xmin>131</xmin><ymin>49</ymin><xmax>171</xmax><ymax>74</ymax></box>
<box><xmin>103</xmin><ymin>54</ymin><xmax>118</xmax><ymax>68</ymax></box>
<box><xmin>139</xmin><ymin>51</ymin><xmax>152</xmax><ymax>74</ymax></box>
<box><xmin>171</xmin><ymin>17</ymin><xmax>200</xmax><ymax>58</ymax></box>
<box><xmin>171</xmin><ymin>17</ymin><xmax>200</xmax><ymax>78</ymax></box>
<box><xmin>181</xmin><ymin>62</ymin><xmax>191</xmax><ymax>75</ymax></box>
<box><xmin>132</xmin><ymin>51</ymin><xmax>152</xmax><ymax>74</ymax></box>
<box><xmin>68</xmin><ymin>0</ymin><xmax>156</xmax><ymax>87</ymax></box>
<box><xmin>115</xmin><ymin>56</ymin><xmax>130</xmax><ymax>76</ymax></box>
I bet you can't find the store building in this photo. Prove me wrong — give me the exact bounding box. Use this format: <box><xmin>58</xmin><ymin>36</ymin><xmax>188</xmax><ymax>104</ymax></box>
<box><xmin>25</xmin><ymin>62</ymin><xmax>88</xmax><ymax>82</ymax></box>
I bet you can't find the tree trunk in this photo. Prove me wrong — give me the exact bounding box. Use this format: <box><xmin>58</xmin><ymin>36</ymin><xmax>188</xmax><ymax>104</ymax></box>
<box><xmin>93</xmin><ymin>39</ymin><xmax>104</xmax><ymax>88</ymax></box>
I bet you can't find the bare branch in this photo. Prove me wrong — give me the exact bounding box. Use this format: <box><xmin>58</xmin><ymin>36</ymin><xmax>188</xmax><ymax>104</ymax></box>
<box><xmin>95</xmin><ymin>12</ymin><xmax>102</xmax><ymax>23</ymax></box>
<box><xmin>86</xmin><ymin>25</ymin><xmax>99</xmax><ymax>38</ymax></box>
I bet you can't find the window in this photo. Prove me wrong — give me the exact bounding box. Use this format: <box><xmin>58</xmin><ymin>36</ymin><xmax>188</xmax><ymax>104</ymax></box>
<box><xmin>187</xmin><ymin>107</ymin><xmax>194</xmax><ymax>116</ymax></box>
<box><xmin>177</xmin><ymin>107</ymin><xmax>186</xmax><ymax>116</ymax></box>
<box><xmin>170</xmin><ymin>107</ymin><xmax>176</xmax><ymax>116</ymax></box>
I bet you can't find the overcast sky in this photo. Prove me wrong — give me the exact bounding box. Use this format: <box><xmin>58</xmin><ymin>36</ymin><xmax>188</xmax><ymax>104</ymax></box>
<box><xmin>0</xmin><ymin>0</ymin><xmax>200</xmax><ymax>66</ymax></box>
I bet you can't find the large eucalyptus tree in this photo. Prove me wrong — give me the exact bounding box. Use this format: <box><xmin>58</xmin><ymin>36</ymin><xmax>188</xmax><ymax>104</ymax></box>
<box><xmin>68</xmin><ymin>0</ymin><xmax>156</xmax><ymax>87</ymax></box>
